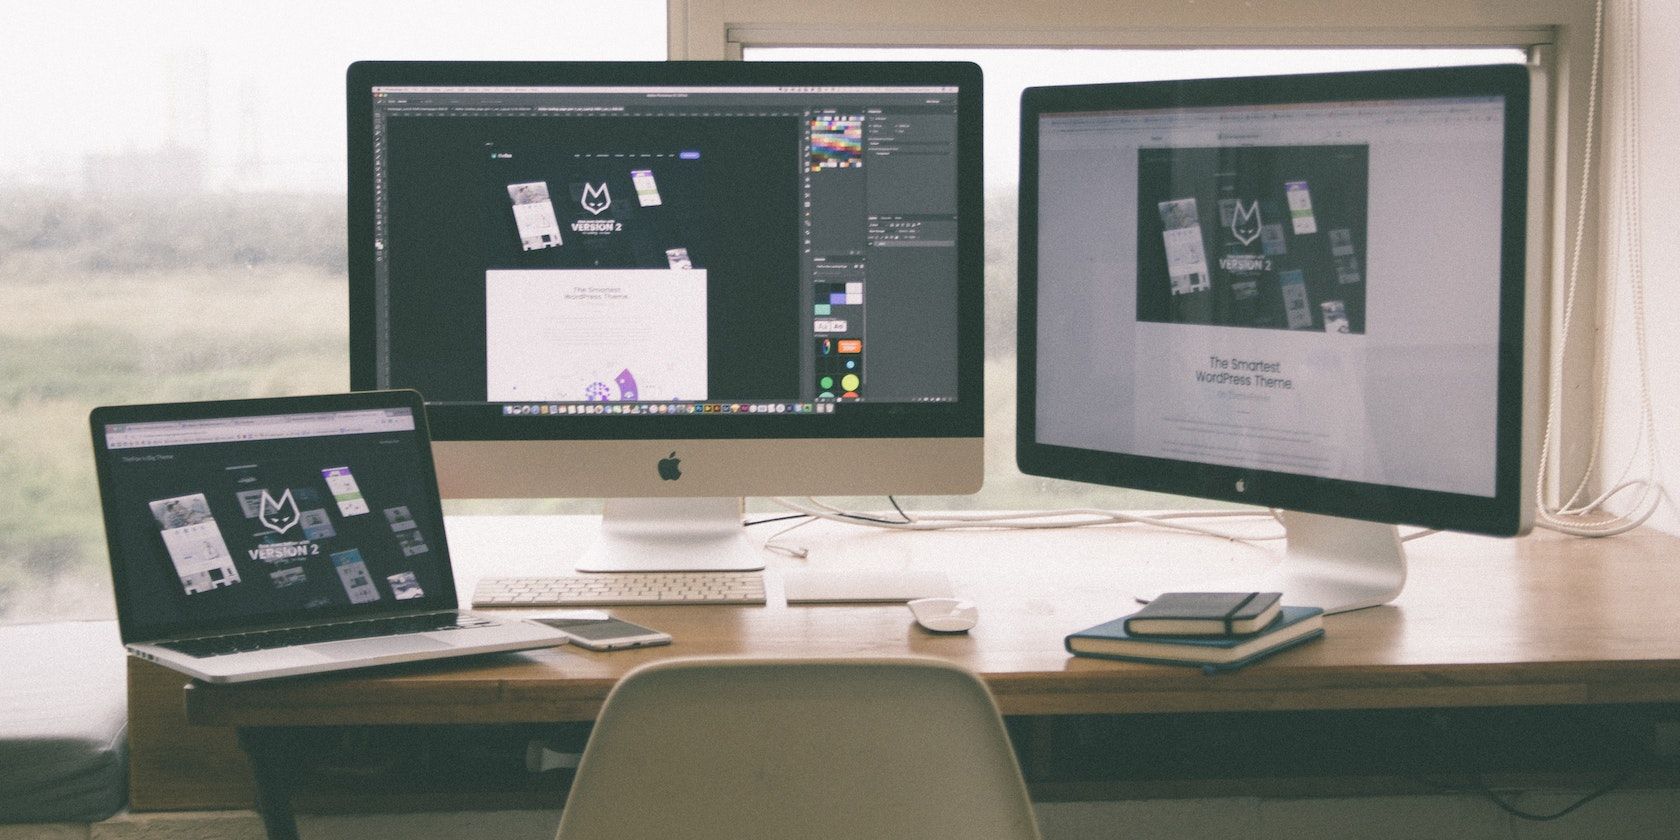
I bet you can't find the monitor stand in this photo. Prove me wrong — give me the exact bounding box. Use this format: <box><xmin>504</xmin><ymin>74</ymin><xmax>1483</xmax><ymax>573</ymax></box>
<box><xmin>574</xmin><ymin>497</ymin><xmax>766</xmax><ymax>573</ymax></box>
<box><xmin>1142</xmin><ymin>510</ymin><xmax>1406</xmax><ymax>615</ymax></box>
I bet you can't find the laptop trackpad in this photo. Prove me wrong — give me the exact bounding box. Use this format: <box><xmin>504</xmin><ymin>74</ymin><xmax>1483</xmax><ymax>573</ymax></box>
<box><xmin>307</xmin><ymin>634</ymin><xmax>452</xmax><ymax>660</ymax></box>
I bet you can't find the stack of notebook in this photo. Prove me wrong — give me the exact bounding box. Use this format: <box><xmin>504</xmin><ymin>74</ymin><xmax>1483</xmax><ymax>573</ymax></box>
<box><xmin>1065</xmin><ymin>592</ymin><xmax>1324</xmax><ymax>670</ymax></box>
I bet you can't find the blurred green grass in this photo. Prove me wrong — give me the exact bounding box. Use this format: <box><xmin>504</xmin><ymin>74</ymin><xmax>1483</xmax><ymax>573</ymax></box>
<box><xmin>0</xmin><ymin>190</ymin><xmax>350</xmax><ymax>621</ymax></box>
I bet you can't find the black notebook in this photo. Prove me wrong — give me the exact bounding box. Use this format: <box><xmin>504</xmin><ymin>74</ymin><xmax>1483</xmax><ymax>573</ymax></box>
<box><xmin>1124</xmin><ymin>592</ymin><xmax>1283</xmax><ymax>636</ymax></box>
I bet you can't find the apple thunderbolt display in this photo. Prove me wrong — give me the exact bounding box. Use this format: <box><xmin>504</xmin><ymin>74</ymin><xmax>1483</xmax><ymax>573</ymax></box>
<box><xmin>1017</xmin><ymin>65</ymin><xmax>1538</xmax><ymax>613</ymax></box>
<box><xmin>348</xmin><ymin>62</ymin><xmax>983</xmax><ymax>571</ymax></box>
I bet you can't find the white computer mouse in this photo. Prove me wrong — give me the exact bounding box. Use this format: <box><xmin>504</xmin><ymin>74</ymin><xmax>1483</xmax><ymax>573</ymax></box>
<box><xmin>907</xmin><ymin>597</ymin><xmax>979</xmax><ymax>633</ymax></box>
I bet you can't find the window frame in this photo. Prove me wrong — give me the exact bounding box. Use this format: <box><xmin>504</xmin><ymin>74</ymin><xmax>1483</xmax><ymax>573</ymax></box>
<box><xmin>666</xmin><ymin>0</ymin><xmax>1601</xmax><ymax>504</ymax></box>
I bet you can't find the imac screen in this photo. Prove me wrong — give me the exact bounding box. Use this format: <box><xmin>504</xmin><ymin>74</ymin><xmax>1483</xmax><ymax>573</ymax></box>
<box><xmin>350</xmin><ymin>63</ymin><xmax>981</xmax><ymax>444</ymax></box>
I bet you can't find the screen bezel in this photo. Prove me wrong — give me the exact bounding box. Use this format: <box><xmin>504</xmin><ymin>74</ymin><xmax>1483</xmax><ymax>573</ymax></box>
<box><xmin>90</xmin><ymin>390</ymin><xmax>458</xmax><ymax>644</ymax></box>
<box><xmin>346</xmin><ymin>60</ymin><xmax>984</xmax><ymax>442</ymax></box>
<box><xmin>1016</xmin><ymin>64</ymin><xmax>1532</xmax><ymax>536</ymax></box>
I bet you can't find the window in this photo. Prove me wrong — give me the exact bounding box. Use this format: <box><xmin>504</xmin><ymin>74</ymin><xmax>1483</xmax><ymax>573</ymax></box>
<box><xmin>748</xmin><ymin>47</ymin><xmax>1527</xmax><ymax>512</ymax></box>
<box><xmin>0</xmin><ymin>1</ymin><xmax>667</xmax><ymax>623</ymax></box>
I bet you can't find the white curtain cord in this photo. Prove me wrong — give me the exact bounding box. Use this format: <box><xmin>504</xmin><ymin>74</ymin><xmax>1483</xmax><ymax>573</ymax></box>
<box><xmin>1535</xmin><ymin>0</ymin><xmax>1665</xmax><ymax>537</ymax></box>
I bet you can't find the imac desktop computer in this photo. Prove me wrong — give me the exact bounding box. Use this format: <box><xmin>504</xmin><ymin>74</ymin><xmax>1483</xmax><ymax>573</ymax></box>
<box><xmin>347</xmin><ymin>61</ymin><xmax>983</xmax><ymax>572</ymax></box>
<box><xmin>1017</xmin><ymin>64</ymin><xmax>1540</xmax><ymax>613</ymax></box>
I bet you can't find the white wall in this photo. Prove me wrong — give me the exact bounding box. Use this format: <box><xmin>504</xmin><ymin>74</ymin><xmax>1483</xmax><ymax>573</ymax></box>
<box><xmin>1598</xmin><ymin>0</ymin><xmax>1678</xmax><ymax>534</ymax></box>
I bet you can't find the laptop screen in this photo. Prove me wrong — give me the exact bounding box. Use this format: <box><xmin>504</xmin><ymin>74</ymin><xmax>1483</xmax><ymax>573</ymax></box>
<box><xmin>94</xmin><ymin>396</ymin><xmax>457</xmax><ymax>641</ymax></box>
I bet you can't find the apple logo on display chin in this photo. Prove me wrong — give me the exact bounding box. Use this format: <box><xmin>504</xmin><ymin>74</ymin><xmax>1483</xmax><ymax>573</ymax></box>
<box><xmin>657</xmin><ymin>451</ymin><xmax>682</xmax><ymax>481</ymax></box>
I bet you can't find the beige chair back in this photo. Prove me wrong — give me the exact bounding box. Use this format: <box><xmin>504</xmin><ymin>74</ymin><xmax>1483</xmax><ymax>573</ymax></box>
<box><xmin>555</xmin><ymin>656</ymin><xmax>1041</xmax><ymax>840</ymax></box>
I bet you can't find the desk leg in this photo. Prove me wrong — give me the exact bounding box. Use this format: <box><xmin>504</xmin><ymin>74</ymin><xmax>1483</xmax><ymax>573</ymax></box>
<box><xmin>238</xmin><ymin>727</ymin><xmax>302</xmax><ymax>840</ymax></box>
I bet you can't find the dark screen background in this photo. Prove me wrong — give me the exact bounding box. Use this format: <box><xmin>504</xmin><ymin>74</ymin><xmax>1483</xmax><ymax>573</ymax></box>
<box><xmin>108</xmin><ymin>428</ymin><xmax>451</xmax><ymax>638</ymax></box>
<box><xmin>1135</xmin><ymin>145</ymin><xmax>1369</xmax><ymax>333</ymax></box>
<box><xmin>383</xmin><ymin>116</ymin><xmax>802</xmax><ymax>403</ymax></box>
<box><xmin>485</xmin><ymin>148</ymin><xmax>709</xmax><ymax>269</ymax></box>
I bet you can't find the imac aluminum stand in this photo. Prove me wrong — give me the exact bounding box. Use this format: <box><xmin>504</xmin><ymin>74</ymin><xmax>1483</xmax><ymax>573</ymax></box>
<box><xmin>575</xmin><ymin>497</ymin><xmax>766</xmax><ymax>573</ymax></box>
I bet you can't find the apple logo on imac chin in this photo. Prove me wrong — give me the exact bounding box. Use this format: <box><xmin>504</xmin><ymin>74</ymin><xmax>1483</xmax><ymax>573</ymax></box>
<box><xmin>657</xmin><ymin>451</ymin><xmax>682</xmax><ymax>481</ymax></box>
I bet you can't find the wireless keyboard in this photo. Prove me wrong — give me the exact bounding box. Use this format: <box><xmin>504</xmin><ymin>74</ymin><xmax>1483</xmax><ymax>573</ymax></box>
<box><xmin>472</xmin><ymin>572</ymin><xmax>767</xmax><ymax>607</ymax></box>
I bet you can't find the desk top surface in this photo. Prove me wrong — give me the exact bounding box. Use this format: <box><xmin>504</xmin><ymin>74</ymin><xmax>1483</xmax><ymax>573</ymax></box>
<box><xmin>184</xmin><ymin>514</ymin><xmax>1680</xmax><ymax>725</ymax></box>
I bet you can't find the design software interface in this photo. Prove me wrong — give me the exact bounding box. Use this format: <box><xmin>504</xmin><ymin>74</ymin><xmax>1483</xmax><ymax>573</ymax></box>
<box><xmin>101</xmin><ymin>408</ymin><xmax>449</xmax><ymax>633</ymax></box>
<box><xmin>367</xmin><ymin>84</ymin><xmax>962</xmax><ymax>416</ymax></box>
<box><xmin>1034</xmin><ymin>95</ymin><xmax>1509</xmax><ymax>498</ymax></box>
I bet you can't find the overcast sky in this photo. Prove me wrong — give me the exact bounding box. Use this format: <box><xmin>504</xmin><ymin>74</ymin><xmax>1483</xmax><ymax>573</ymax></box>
<box><xmin>0</xmin><ymin>0</ymin><xmax>666</xmax><ymax>190</ymax></box>
<box><xmin>0</xmin><ymin>2</ymin><xmax>1518</xmax><ymax>192</ymax></box>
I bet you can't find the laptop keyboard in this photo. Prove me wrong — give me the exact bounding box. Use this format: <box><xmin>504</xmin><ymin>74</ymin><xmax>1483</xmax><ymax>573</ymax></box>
<box><xmin>473</xmin><ymin>572</ymin><xmax>767</xmax><ymax>606</ymax></box>
<box><xmin>158</xmin><ymin>612</ymin><xmax>498</xmax><ymax>658</ymax></box>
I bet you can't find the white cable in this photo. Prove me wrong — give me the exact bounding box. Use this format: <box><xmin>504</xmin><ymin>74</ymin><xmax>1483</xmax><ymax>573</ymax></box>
<box><xmin>763</xmin><ymin>514</ymin><xmax>819</xmax><ymax>558</ymax></box>
<box><xmin>769</xmin><ymin>497</ymin><xmax>1285</xmax><ymax>542</ymax></box>
<box><xmin>1537</xmin><ymin>0</ymin><xmax>1607</xmax><ymax>523</ymax></box>
<box><xmin>1535</xmin><ymin>0</ymin><xmax>1666</xmax><ymax>537</ymax></box>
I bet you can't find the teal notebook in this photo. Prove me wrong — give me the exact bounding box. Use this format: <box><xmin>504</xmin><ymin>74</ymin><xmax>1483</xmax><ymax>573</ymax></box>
<box><xmin>1065</xmin><ymin>606</ymin><xmax>1325</xmax><ymax>670</ymax></box>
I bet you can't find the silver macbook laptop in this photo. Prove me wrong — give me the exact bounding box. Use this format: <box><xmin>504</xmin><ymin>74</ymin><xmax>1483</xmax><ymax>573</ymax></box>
<box><xmin>91</xmin><ymin>390</ymin><xmax>568</xmax><ymax>683</ymax></box>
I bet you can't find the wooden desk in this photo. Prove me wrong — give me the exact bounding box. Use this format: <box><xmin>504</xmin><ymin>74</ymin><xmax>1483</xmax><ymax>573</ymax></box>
<box><xmin>134</xmin><ymin>516</ymin><xmax>1680</xmax><ymax>830</ymax></box>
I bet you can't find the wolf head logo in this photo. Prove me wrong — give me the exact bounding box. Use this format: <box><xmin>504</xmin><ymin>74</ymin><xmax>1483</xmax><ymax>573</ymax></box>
<box><xmin>580</xmin><ymin>182</ymin><xmax>611</xmax><ymax>216</ymax></box>
<box><xmin>1230</xmin><ymin>200</ymin><xmax>1262</xmax><ymax>246</ymax></box>
<box><xmin>258</xmin><ymin>489</ymin><xmax>300</xmax><ymax>535</ymax></box>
